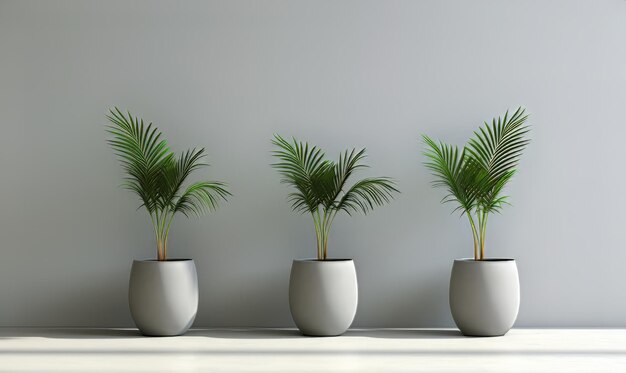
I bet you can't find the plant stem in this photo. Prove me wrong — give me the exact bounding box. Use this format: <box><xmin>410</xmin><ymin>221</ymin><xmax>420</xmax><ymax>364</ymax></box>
<box><xmin>158</xmin><ymin>209</ymin><xmax>169</xmax><ymax>261</ymax></box>
<box><xmin>163</xmin><ymin>213</ymin><xmax>176</xmax><ymax>261</ymax></box>
<box><xmin>321</xmin><ymin>210</ymin><xmax>328</xmax><ymax>260</ymax></box>
<box><xmin>313</xmin><ymin>210</ymin><xmax>322</xmax><ymax>260</ymax></box>
<box><xmin>323</xmin><ymin>210</ymin><xmax>336</xmax><ymax>260</ymax></box>
<box><xmin>156</xmin><ymin>238</ymin><xmax>164</xmax><ymax>261</ymax></box>
<box><xmin>467</xmin><ymin>214</ymin><xmax>479</xmax><ymax>261</ymax></box>
<box><xmin>311</xmin><ymin>207</ymin><xmax>338</xmax><ymax>260</ymax></box>
<box><xmin>323</xmin><ymin>213</ymin><xmax>327</xmax><ymax>259</ymax></box>
<box><xmin>150</xmin><ymin>212</ymin><xmax>162</xmax><ymax>260</ymax></box>
<box><xmin>477</xmin><ymin>209</ymin><xmax>483</xmax><ymax>260</ymax></box>
<box><xmin>480</xmin><ymin>211</ymin><xmax>488</xmax><ymax>260</ymax></box>
<box><xmin>153</xmin><ymin>210</ymin><xmax>164</xmax><ymax>261</ymax></box>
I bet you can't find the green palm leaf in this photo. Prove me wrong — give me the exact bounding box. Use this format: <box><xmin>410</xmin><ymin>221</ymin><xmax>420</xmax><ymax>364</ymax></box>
<box><xmin>337</xmin><ymin>177</ymin><xmax>398</xmax><ymax>215</ymax></box>
<box><xmin>174</xmin><ymin>181</ymin><xmax>231</xmax><ymax>217</ymax></box>
<box><xmin>467</xmin><ymin>107</ymin><xmax>530</xmax><ymax>184</ymax></box>
<box><xmin>107</xmin><ymin>108</ymin><xmax>230</xmax><ymax>260</ymax></box>
<box><xmin>271</xmin><ymin>134</ymin><xmax>332</xmax><ymax>213</ymax></box>
<box><xmin>467</xmin><ymin>107</ymin><xmax>530</xmax><ymax>215</ymax></box>
<box><xmin>422</xmin><ymin>107</ymin><xmax>530</xmax><ymax>260</ymax></box>
<box><xmin>106</xmin><ymin>108</ymin><xmax>172</xmax><ymax>214</ymax></box>
<box><xmin>422</xmin><ymin>135</ymin><xmax>482</xmax><ymax>216</ymax></box>
<box><xmin>271</xmin><ymin>134</ymin><xmax>398</xmax><ymax>259</ymax></box>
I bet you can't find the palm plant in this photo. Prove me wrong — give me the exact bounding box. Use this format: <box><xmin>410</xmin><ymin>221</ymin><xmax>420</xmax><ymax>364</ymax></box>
<box><xmin>271</xmin><ymin>135</ymin><xmax>399</xmax><ymax>260</ymax></box>
<box><xmin>106</xmin><ymin>108</ymin><xmax>231</xmax><ymax>261</ymax></box>
<box><xmin>422</xmin><ymin>107</ymin><xmax>530</xmax><ymax>260</ymax></box>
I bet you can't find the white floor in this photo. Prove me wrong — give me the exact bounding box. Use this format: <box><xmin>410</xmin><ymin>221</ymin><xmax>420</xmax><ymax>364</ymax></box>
<box><xmin>0</xmin><ymin>328</ymin><xmax>625</xmax><ymax>372</ymax></box>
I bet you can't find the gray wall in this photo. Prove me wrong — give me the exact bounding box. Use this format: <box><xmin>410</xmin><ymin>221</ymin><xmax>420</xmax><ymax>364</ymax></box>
<box><xmin>1</xmin><ymin>0</ymin><xmax>625</xmax><ymax>327</ymax></box>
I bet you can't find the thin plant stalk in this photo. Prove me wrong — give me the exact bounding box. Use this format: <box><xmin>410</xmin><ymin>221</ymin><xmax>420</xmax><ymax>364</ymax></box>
<box><xmin>467</xmin><ymin>215</ymin><xmax>480</xmax><ymax>261</ymax></box>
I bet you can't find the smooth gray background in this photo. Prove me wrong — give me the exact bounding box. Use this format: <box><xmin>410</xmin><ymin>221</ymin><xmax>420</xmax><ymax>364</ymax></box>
<box><xmin>1</xmin><ymin>0</ymin><xmax>625</xmax><ymax>327</ymax></box>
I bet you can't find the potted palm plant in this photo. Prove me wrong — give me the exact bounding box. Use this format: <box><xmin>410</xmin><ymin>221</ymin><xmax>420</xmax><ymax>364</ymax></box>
<box><xmin>107</xmin><ymin>108</ymin><xmax>230</xmax><ymax>336</ymax></box>
<box><xmin>271</xmin><ymin>135</ymin><xmax>398</xmax><ymax>336</ymax></box>
<box><xmin>422</xmin><ymin>107</ymin><xmax>530</xmax><ymax>337</ymax></box>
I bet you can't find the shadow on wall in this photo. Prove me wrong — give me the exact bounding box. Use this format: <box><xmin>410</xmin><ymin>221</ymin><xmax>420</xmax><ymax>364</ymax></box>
<box><xmin>194</xmin><ymin>263</ymin><xmax>292</xmax><ymax>327</ymax></box>
<box><xmin>352</xmin><ymin>249</ymin><xmax>453</xmax><ymax>328</ymax></box>
<box><xmin>7</xmin><ymin>268</ymin><xmax>132</xmax><ymax>328</ymax></box>
<box><xmin>398</xmin><ymin>278</ymin><xmax>451</xmax><ymax>327</ymax></box>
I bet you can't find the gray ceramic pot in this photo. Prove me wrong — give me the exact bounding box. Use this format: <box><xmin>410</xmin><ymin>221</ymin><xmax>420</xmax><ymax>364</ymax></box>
<box><xmin>449</xmin><ymin>258</ymin><xmax>520</xmax><ymax>337</ymax></box>
<box><xmin>289</xmin><ymin>259</ymin><xmax>358</xmax><ymax>336</ymax></box>
<box><xmin>129</xmin><ymin>259</ymin><xmax>198</xmax><ymax>336</ymax></box>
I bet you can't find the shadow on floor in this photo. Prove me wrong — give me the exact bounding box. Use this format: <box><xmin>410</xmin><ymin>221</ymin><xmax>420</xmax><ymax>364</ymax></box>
<box><xmin>345</xmin><ymin>329</ymin><xmax>464</xmax><ymax>339</ymax></box>
<box><xmin>187</xmin><ymin>328</ymin><xmax>303</xmax><ymax>339</ymax></box>
<box><xmin>0</xmin><ymin>328</ymin><xmax>143</xmax><ymax>340</ymax></box>
<box><xmin>0</xmin><ymin>328</ymin><xmax>463</xmax><ymax>340</ymax></box>
<box><xmin>187</xmin><ymin>328</ymin><xmax>464</xmax><ymax>340</ymax></box>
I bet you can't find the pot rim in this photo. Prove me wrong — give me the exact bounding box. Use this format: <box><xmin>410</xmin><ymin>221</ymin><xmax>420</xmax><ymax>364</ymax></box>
<box><xmin>454</xmin><ymin>258</ymin><xmax>515</xmax><ymax>262</ymax></box>
<box><xmin>293</xmin><ymin>258</ymin><xmax>354</xmax><ymax>263</ymax></box>
<box><xmin>133</xmin><ymin>258</ymin><xmax>194</xmax><ymax>263</ymax></box>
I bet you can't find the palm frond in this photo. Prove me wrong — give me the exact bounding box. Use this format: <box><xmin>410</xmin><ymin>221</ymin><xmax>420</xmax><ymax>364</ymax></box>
<box><xmin>272</xmin><ymin>134</ymin><xmax>398</xmax><ymax>217</ymax></box>
<box><xmin>159</xmin><ymin>148</ymin><xmax>207</xmax><ymax>209</ymax></box>
<box><xmin>479</xmin><ymin>169</ymin><xmax>516</xmax><ymax>214</ymax></box>
<box><xmin>337</xmin><ymin>177</ymin><xmax>398</xmax><ymax>215</ymax></box>
<box><xmin>466</xmin><ymin>107</ymin><xmax>530</xmax><ymax>183</ymax></box>
<box><xmin>106</xmin><ymin>108</ymin><xmax>172</xmax><ymax>213</ymax></box>
<box><xmin>271</xmin><ymin>134</ymin><xmax>398</xmax><ymax>259</ymax></box>
<box><xmin>271</xmin><ymin>134</ymin><xmax>332</xmax><ymax>214</ymax></box>
<box><xmin>107</xmin><ymin>108</ymin><xmax>230</xmax><ymax>260</ymax></box>
<box><xmin>466</xmin><ymin>107</ymin><xmax>530</xmax><ymax>214</ymax></box>
<box><xmin>422</xmin><ymin>107</ymin><xmax>531</xmax><ymax>260</ymax></box>
<box><xmin>174</xmin><ymin>181</ymin><xmax>231</xmax><ymax>217</ymax></box>
<box><xmin>422</xmin><ymin>135</ymin><xmax>480</xmax><ymax>216</ymax></box>
<box><xmin>327</xmin><ymin>148</ymin><xmax>367</xmax><ymax>208</ymax></box>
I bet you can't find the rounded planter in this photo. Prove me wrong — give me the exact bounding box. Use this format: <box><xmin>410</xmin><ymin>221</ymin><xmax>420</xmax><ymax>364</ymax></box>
<box><xmin>289</xmin><ymin>259</ymin><xmax>358</xmax><ymax>336</ymax></box>
<box><xmin>449</xmin><ymin>258</ymin><xmax>520</xmax><ymax>337</ymax></box>
<box><xmin>129</xmin><ymin>259</ymin><xmax>198</xmax><ymax>336</ymax></box>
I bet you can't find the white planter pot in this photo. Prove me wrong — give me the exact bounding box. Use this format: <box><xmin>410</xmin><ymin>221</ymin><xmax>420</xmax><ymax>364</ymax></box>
<box><xmin>289</xmin><ymin>259</ymin><xmax>358</xmax><ymax>336</ymax></box>
<box><xmin>449</xmin><ymin>258</ymin><xmax>520</xmax><ymax>336</ymax></box>
<box><xmin>128</xmin><ymin>259</ymin><xmax>198</xmax><ymax>336</ymax></box>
